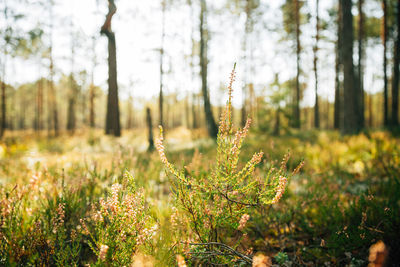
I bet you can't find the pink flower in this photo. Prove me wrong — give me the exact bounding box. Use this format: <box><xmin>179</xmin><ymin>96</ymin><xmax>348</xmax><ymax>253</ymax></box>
<box><xmin>271</xmin><ymin>176</ymin><xmax>288</xmax><ymax>204</ymax></box>
<box><xmin>238</xmin><ymin>214</ymin><xmax>250</xmax><ymax>230</ymax></box>
<box><xmin>99</xmin><ymin>244</ymin><xmax>109</xmax><ymax>261</ymax></box>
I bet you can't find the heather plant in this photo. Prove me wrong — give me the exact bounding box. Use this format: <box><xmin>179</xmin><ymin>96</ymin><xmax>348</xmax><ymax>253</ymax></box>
<box><xmin>0</xmin><ymin>185</ymin><xmax>28</xmax><ymax>265</ymax></box>
<box><xmin>156</xmin><ymin>65</ymin><xmax>303</xmax><ymax>265</ymax></box>
<box><xmin>83</xmin><ymin>171</ymin><xmax>157</xmax><ymax>266</ymax></box>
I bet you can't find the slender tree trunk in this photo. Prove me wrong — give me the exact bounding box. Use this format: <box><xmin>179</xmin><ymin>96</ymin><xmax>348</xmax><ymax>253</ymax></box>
<box><xmin>273</xmin><ymin>108</ymin><xmax>280</xmax><ymax>136</ymax></box>
<box><xmin>36</xmin><ymin>77</ymin><xmax>44</xmax><ymax>131</ymax></box>
<box><xmin>89</xmin><ymin>85</ymin><xmax>95</xmax><ymax>128</ymax></box>
<box><xmin>48</xmin><ymin>1</ymin><xmax>58</xmax><ymax>137</ymax></box>
<box><xmin>292</xmin><ymin>0</ymin><xmax>301</xmax><ymax>129</ymax></box>
<box><xmin>334</xmin><ymin>0</ymin><xmax>342</xmax><ymax>130</ymax></box>
<box><xmin>146</xmin><ymin>107</ymin><xmax>154</xmax><ymax>151</ymax></box>
<box><xmin>67</xmin><ymin>25</ymin><xmax>76</xmax><ymax>133</ymax></box>
<box><xmin>47</xmin><ymin>79</ymin><xmax>52</xmax><ymax>135</ymax></box>
<box><xmin>241</xmin><ymin>0</ymin><xmax>251</xmax><ymax>127</ymax></box>
<box><xmin>185</xmin><ymin>94</ymin><xmax>190</xmax><ymax>128</ymax></box>
<box><xmin>382</xmin><ymin>0</ymin><xmax>389</xmax><ymax>127</ymax></box>
<box><xmin>101</xmin><ymin>0</ymin><xmax>121</xmax><ymax>137</ymax></box>
<box><xmin>49</xmin><ymin>52</ymin><xmax>58</xmax><ymax>136</ymax></box>
<box><xmin>392</xmin><ymin>0</ymin><xmax>400</xmax><ymax>127</ymax></box>
<box><xmin>89</xmin><ymin>36</ymin><xmax>96</xmax><ymax>128</ymax></box>
<box><xmin>341</xmin><ymin>0</ymin><xmax>359</xmax><ymax>134</ymax></box>
<box><xmin>1</xmin><ymin>69</ymin><xmax>6</xmax><ymax>138</ymax></box>
<box><xmin>188</xmin><ymin>0</ymin><xmax>197</xmax><ymax>130</ymax></box>
<box><xmin>358</xmin><ymin>0</ymin><xmax>365</xmax><ymax>128</ymax></box>
<box><xmin>159</xmin><ymin>0</ymin><xmax>166</xmax><ymax>128</ymax></box>
<box><xmin>313</xmin><ymin>0</ymin><xmax>320</xmax><ymax>129</ymax></box>
<box><xmin>192</xmin><ymin>93</ymin><xmax>198</xmax><ymax>129</ymax></box>
<box><xmin>200</xmin><ymin>0</ymin><xmax>217</xmax><ymax>138</ymax></box>
<box><xmin>66</xmin><ymin>76</ymin><xmax>76</xmax><ymax>133</ymax></box>
<box><xmin>1</xmin><ymin>1</ymin><xmax>8</xmax><ymax>138</ymax></box>
<box><xmin>369</xmin><ymin>93</ymin><xmax>373</xmax><ymax>127</ymax></box>
<box><xmin>19</xmin><ymin>96</ymin><xmax>25</xmax><ymax>130</ymax></box>
<box><xmin>126</xmin><ymin>94</ymin><xmax>133</xmax><ymax>129</ymax></box>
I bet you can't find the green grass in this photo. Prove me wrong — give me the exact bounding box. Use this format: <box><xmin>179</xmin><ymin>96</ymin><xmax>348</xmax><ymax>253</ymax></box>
<box><xmin>0</xmin><ymin>129</ymin><xmax>399</xmax><ymax>266</ymax></box>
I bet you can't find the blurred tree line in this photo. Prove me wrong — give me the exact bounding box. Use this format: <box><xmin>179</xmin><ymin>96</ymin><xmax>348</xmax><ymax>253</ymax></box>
<box><xmin>0</xmin><ymin>0</ymin><xmax>399</xmax><ymax>138</ymax></box>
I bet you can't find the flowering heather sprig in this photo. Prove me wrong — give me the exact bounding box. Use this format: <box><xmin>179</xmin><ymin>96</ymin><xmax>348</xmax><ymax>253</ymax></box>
<box><xmin>156</xmin><ymin>126</ymin><xmax>180</xmax><ymax>177</ymax></box>
<box><xmin>292</xmin><ymin>160</ymin><xmax>305</xmax><ymax>175</ymax></box>
<box><xmin>156</xmin><ymin>65</ymin><xmax>301</xmax><ymax>259</ymax></box>
<box><xmin>136</xmin><ymin>224</ymin><xmax>158</xmax><ymax>245</ymax></box>
<box><xmin>235</xmin><ymin>151</ymin><xmax>264</xmax><ymax>181</ymax></box>
<box><xmin>230</xmin><ymin>118</ymin><xmax>252</xmax><ymax>169</ymax></box>
<box><xmin>98</xmin><ymin>244</ymin><xmax>109</xmax><ymax>261</ymax></box>
<box><xmin>86</xmin><ymin>174</ymin><xmax>157</xmax><ymax>265</ymax></box>
<box><xmin>29</xmin><ymin>172</ymin><xmax>41</xmax><ymax>189</ymax></box>
<box><xmin>176</xmin><ymin>254</ymin><xmax>187</xmax><ymax>267</ymax></box>
<box><xmin>218</xmin><ymin>63</ymin><xmax>236</xmax><ymax>135</ymax></box>
<box><xmin>107</xmin><ymin>183</ymin><xmax>122</xmax><ymax>214</ymax></box>
<box><xmin>52</xmin><ymin>203</ymin><xmax>65</xmax><ymax>234</ymax></box>
<box><xmin>79</xmin><ymin>218</ymin><xmax>90</xmax><ymax>235</ymax></box>
<box><xmin>271</xmin><ymin>176</ymin><xmax>288</xmax><ymax>204</ymax></box>
<box><xmin>237</xmin><ymin>214</ymin><xmax>250</xmax><ymax>231</ymax></box>
<box><xmin>155</xmin><ymin>128</ymin><xmax>168</xmax><ymax>165</ymax></box>
<box><xmin>170</xmin><ymin>207</ymin><xmax>179</xmax><ymax>228</ymax></box>
<box><xmin>281</xmin><ymin>153</ymin><xmax>289</xmax><ymax>170</ymax></box>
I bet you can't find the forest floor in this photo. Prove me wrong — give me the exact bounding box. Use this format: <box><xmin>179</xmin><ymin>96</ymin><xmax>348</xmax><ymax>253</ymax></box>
<box><xmin>0</xmin><ymin>128</ymin><xmax>399</xmax><ymax>266</ymax></box>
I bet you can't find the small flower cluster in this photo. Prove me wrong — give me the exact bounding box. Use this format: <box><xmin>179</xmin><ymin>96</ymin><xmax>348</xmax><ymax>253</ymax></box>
<box><xmin>238</xmin><ymin>214</ymin><xmax>250</xmax><ymax>231</ymax></box>
<box><xmin>170</xmin><ymin>207</ymin><xmax>179</xmax><ymax>228</ymax></box>
<box><xmin>85</xmin><ymin>172</ymin><xmax>157</xmax><ymax>266</ymax></box>
<box><xmin>176</xmin><ymin>255</ymin><xmax>187</xmax><ymax>267</ymax></box>
<box><xmin>271</xmin><ymin>176</ymin><xmax>288</xmax><ymax>204</ymax></box>
<box><xmin>136</xmin><ymin>224</ymin><xmax>158</xmax><ymax>246</ymax></box>
<box><xmin>52</xmin><ymin>203</ymin><xmax>65</xmax><ymax>234</ymax></box>
<box><xmin>99</xmin><ymin>244</ymin><xmax>109</xmax><ymax>261</ymax></box>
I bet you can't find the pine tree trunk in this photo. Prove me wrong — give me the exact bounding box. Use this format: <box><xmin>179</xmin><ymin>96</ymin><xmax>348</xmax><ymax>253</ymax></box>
<box><xmin>341</xmin><ymin>0</ymin><xmax>359</xmax><ymax>134</ymax></box>
<box><xmin>1</xmin><ymin>78</ymin><xmax>6</xmax><ymax>138</ymax></box>
<box><xmin>89</xmin><ymin>36</ymin><xmax>96</xmax><ymax>128</ymax></box>
<box><xmin>47</xmin><ymin>80</ymin><xmax>52</xmax><ymax>135</ymax></box>
<box><xmin>273</xmin><ymin>108</ymin><xmax>280</xmax><ymax>136</ymax></box>
<box><xmin>66</xmin><ymin>90</ymin><xmax>76</xmax><ymax>133</ymax></box>
<box><xmin>200</xmin><ymin>0</ymin><xmax>217</xmax><ymax>138</ymax></box>
<box><xmin>188</xmin><ymin>0</ymin><xmax>197</xmax><ymax>130</ymax></box>
<box><xmin>101</xmin><ymin>0</ymin><xmax>121</xmax><ymax>137</ymax></box>
<box><xmin>89</xmin><ymin>84</ymin><xmax>95</xmax><ymax>128</ymax></box>
<box><xmin>192</xmin><ymin>93</ymin><xmax>198</xmax><ymax>129</ymax></box>
<box><xmin>0</xmin><ymin>1</ymin><xmax>8</xmax><ymax>138</ymax></box>
<box><xmin>159</xmin><ymin>0</ymin><xmax>166</xmax><ymax>129</ymax></box>
<box><xmin>369</xmin><ymin>93</ymin><xmax>373</xmax><ymax>127</ymax></box>
<box><xmin>334</xmin><ymin>0</ymin><xmax>342</xmax><ymax>130</ymax></box>
<box><xmin>293</xmin><ymin>0</ymin><xmax>301</xmax><ymax>129</ymax></box>
<box><xmin>49</xmin><ymin>56</ymin><xmax>58</xmax><ymax>136</ymax></box>
<box><xmin>146</xmin><ymin>107</ymin><xmax>154</xmax><ymax>151</ymax></box>
<box><xmin>241</xmin><ymin>0</ymin><xmax>251</xmax><ymax>127</ymax></box>
<box><xmin>382</xmin><ymin>0</ymin><xmax>389</xmax><ymax>127</ymax></box>
<box><xmin>392</xmin><ymin>0</ymin><xmax>400</xmax><ymax>127</ymax></box>
<box><xmin>126</xmin><ymin>95</ymin><xmax>133</xmax><ymax>129</ymax></box>
<box><xmin>47</xmin><ymin>1</ymin><xmax>59</xmax><ymax>137</ymax></box>
<box><xmin>314</xmin><ymin>0</ymin><xmax>320</xmax><ymax>129</ymax></box>
<box><xmin>185</xmin><ymin>94</ymin><xmax>190</xmax><ymax>128</ymax></box>
<box><xmin>67</xmin><ymin>37</ymin><xmax>76</xmax><ymax>133</ymax></box>
<box><xmin>357</xmin><ymin>0</ymin><xmax>365</xmax><ymax>129</ymax></box>
<box><xmin>36</xmin><ymin>77</ymin><xmax>43</xmax><ymax>131</ymax></box>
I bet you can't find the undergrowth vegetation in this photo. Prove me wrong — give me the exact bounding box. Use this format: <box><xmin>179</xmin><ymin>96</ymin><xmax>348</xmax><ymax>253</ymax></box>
<box><xmin>0</xmin><ymin>70</ymin><xmax>399</xmax><ymax>266</ymax></box>
<box><xmin>155</xmin><ymin>66</ymin><xmax>303</xmax><ymax>265</ymax></box>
